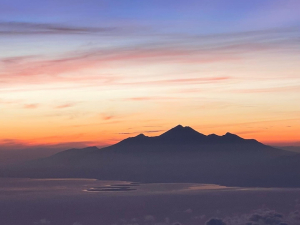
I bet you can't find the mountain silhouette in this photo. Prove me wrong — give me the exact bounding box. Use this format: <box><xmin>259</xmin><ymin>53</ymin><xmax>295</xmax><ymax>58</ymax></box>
<box><xmin>159</xmin><ymin>125</ymin><xmax>205</xmax><ymax>140</ymax></box>
<box><xmin>119</xmin><ymin>125</ymin><xmax>252</xmax><ymax>145</ymax></box>
<box><xmin>2</xmin><ymin>125</ymin><xmax>299</xmax><ymax>188</ymax></box>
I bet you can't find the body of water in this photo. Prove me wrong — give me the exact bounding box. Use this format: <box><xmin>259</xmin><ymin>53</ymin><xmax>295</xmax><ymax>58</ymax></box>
<box><xmin>0</xmin><ymin>178</ymin><xmax>300</xmax><ymax>225</ymax></box>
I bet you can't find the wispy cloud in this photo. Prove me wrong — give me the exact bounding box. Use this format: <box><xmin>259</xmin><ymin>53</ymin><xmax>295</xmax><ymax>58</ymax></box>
<box><xmin>127</xmin><ymin>96</ymin><xmax>183</xmax><ymax>101</ymax></box>
<box><xmin>118</xmin><ymin>132</ymin><xmax>138</xmax><ymax>135</ymax></box>
<box><xmin>0</xmin><ymin>21</ymin><xmax>117</xmax><ymax>36</ymax></box>
<box><xmin>0</xmin><ymin>99</ymin><xmax>41</xmax><ymax>109</ymax></box>
<box><xmin>144</xmin><ymin>130</ymin><xmax>164</xmax><ymax>133</ymax></box>
<box><xmin>55</xmin><ymin>103</ymin><xmax>77</xmax><ymax>109</ymax></box>
<box><xmin>100</xmin><ymin>112</ymin><xmax>116</xmax><ymax>121</ymax></box>
<box><xmin>0</xmin><ymin>98</ymin><xmax>21</xmax><ymax>105</ymax></box>
<box><xmin>0</xmin><ymin>26</ymin><xmax>298</xmax><ymax>90</ymax></box>
<box><xmin>23</xmin><ymin>103</ymin><xmax>39</xmax><ymax>109</ymax></box>
<box><xmin>124</xmin><ymin>77</ymin><xmax>231</xmax><ymax>86</ymax></box>
<box><xmin>232</xmin><ymin>84</ymin><xmax>300</xmax><ymax>93</ymax></box>
<box><xmin>118</xmin><ymin>129</ymin><xmax>164</xmax><ymax>135</ymax></box>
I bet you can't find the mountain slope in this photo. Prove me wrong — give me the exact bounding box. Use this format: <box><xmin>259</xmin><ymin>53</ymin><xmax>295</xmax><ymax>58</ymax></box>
<box><xmin>2</xmin><ymin>125</ymin><xmax>298</xmax><ymax>187</ymax></box>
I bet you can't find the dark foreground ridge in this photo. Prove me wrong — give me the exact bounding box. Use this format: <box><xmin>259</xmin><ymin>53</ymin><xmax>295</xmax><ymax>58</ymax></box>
<box><xmin>2</xmin><ymin>125</ymin><xmax>300</xmax><ymax>187</ymax></box>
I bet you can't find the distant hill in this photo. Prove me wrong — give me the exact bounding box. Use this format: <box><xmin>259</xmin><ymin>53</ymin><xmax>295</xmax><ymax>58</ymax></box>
<box><xmin>2</xmin><ymin>125</ymin><xmax>299</xmax><ymax>188</ymax></box>
<box><xmin>0</xmin><ymin>147</ymin><xmax>67</xmax><ymax>165</ymax></box>
<box><xmin>276</xmin><ymin>146</ymin><xmax>300</xmax><ymax>153</ymax></box>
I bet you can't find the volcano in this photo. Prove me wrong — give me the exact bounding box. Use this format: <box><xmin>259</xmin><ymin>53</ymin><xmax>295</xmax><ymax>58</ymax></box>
<box><xmin>2</xmin><ymin>125</ymin><xmax>299</xmax><ymax>187</ymax></box>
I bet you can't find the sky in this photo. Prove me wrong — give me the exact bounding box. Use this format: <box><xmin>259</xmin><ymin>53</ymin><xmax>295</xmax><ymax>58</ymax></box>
<box><xmin>0</xmin><ymin>0</ymin><xmax>300</xmax><ymax>149</ymax></box>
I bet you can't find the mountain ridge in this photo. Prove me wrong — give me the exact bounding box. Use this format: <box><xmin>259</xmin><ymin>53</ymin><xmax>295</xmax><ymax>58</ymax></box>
<box><xmin>118</xmin><ymin>125</ymin><xmax>260</xmax><ymax>146</ymax></box>
<box><xmin>2</xmin><ymin>125</ymin><xmax>299</xmax><ymax>188</ymax></box>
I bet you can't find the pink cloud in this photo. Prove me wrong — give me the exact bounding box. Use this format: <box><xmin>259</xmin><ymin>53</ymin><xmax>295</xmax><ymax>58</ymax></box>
<box><xmin>122</xmin><ymin>76</ymin><xmax>231</xmax><ymax>87</ymax></box>
<box><xmin>0</xmin><ymin>45</ymin><xmax>237</xmax><ymax>89</ymax></box>
<box><xmin>0</xmin><ymin>26</ymin><xmax>298</xmax><ymax>90</ymax></box>
<box><xmin>99</xmin><ymin>112</ymin><xmax>116</xmax><ymax>121</ymax></box>
<box><xmin>128</xmin><ymin>96</ymin><xmax>180</xmax><ymax>101</ymax></box>
<box><xmin>232</xmin><ymin>85</ymin><xmax>300</xmax><ymax>93</ymax></box>
<box><xmin>103</xmin><ymin>115</ymin><xmax>114</xmax><ymax>120</ymax></box>
<box><xmin>55</xmin><ymin>103</ymin><xmax>77</xmax><ymax>109</ymax></box>
<box><xmin>23</xmin><ymin>103</ymin><xmax>39</xmax><ymax>109</ymax></box>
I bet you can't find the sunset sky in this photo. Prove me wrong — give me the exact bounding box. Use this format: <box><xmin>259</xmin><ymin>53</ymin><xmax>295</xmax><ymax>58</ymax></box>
<box><xmin>0</xmin><ymin>0</ymin><xmax>300</xmax><ymax>149</ymax></box>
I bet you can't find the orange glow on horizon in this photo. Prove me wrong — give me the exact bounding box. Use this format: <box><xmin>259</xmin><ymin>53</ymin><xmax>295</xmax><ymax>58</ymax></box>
<box><xmin>1</xmin><ymin>24</ymin><xmax>299</xmax><ymax>149</ymax></box>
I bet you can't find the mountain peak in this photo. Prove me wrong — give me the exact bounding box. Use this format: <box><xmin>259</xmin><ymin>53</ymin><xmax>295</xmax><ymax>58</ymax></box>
<box><xmin>222</xmin><ymin>132</ymin><xmax>244</xmax><ymax>141</ymax></box>
<box><xmin>117</xmin><ymin>126</ymin><xmax>258</xmax><ymax>147</ymax></box>
<box><xmin>159</xmin><ymin>125</ymin><xmax>205</xmax><ymax>140</ymax></box>
<box><xmin>224</xmin><ymin>132</ymin><xmax>235</xmax><ymax>136</ymax></box>
<box><xmin>163</xmin><ymin>125</ymin><xmax>194</xmax><ymax>133</ymax></box>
